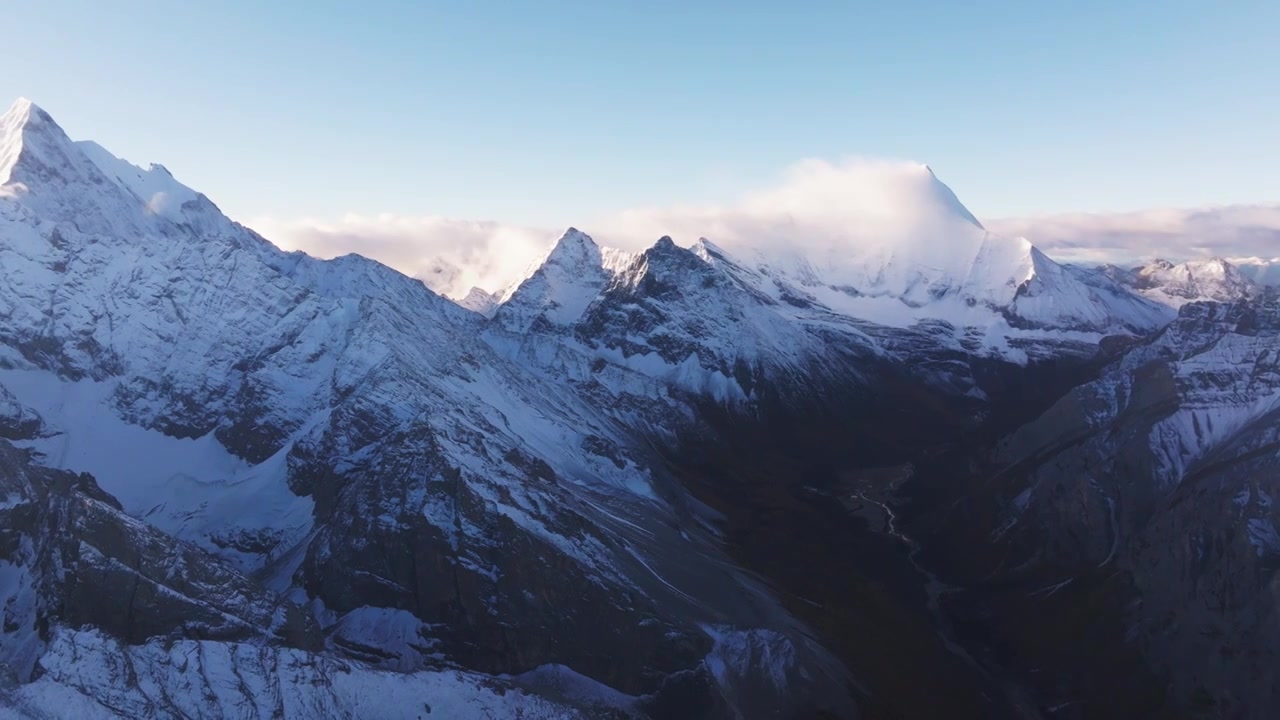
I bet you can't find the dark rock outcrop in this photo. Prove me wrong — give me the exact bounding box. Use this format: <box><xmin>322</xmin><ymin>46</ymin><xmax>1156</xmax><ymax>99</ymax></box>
<box><xmin>0</xmin><ymin>440</ymin><xmax>322</xmax><ymax>682</ymax></box>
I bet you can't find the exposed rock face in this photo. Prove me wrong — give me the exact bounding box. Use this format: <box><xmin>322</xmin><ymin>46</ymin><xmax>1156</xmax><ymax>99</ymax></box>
<box><xmin>934</xmin><ymin>292</ymin><xmax>1280</xmax><ymax>718</ymax></box>
<box><xmin>0</xmin><ymin>387</ymin><xmax>40</xmax><ymax>441</ymax></box>
<box><xmin>0</xmin><ymin>440</ymin><xmax>321</xmax><ymax>679</ymax></box>
<box><xmin>296</xmin><ymin>421</ymin><xmax>708</xmax><ymax>695</ymax></box>
<box><xmin>0</xmin><ymin>439</ymin><xmax>631</xmax><ymax>718</ymax></box>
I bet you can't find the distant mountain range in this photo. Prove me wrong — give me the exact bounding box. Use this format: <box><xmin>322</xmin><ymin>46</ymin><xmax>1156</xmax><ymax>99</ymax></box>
<box><xmin>2</xmin><ymin>97</ymin><xmax>1277</xmax><ymax>719</ymax></box>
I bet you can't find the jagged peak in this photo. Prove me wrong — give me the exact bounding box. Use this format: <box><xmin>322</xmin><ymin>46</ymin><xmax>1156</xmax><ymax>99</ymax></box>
<box><xmin>635</xmin><ymin>236</ymin><xmax>706</xmax><ymax>273</ymax></box>
<box><xmin>645</xmin><ymin>236</ymin><xmax>685</xmax><ymax>259</ymax></box>
<box><xmin>0</xmin><ymin>99</ymin><xmax>234</xmax><ymax>237</ymax></box>
<box><xmin>1</xmin><ymin>97</ymin><xmax>75</xmax><ymax>184</ymax></box>
<box><xmin>815</xmin><ymin>160</ymin><xmax>986</xmax><ymax>232</ymax></box>
<box><xmin>1</xmin><ymin>98</ymin><xmax>62</xmax><ymax>137</ymax></box>
<box><xmin>0</xmin><ymin>98</ymin><xmax>67</xmax><ymax>150</ymax></box>
<box><xmin>514</xmin><ymin>227</ymin><xmax>605</xmax><ymax>286</ymax></box>
<box><xmin>1139</xmin><ymin>256</ymin><xmax>1246</xmax><ymax>277</ymax></box>
<box><xmin>635</xmin><ymin>235</ymin><xmax>715</xmax><ymax>279</ymax></box>
<box><xmin>4</xmin><ymin>97</ymin><xmax>44</xmax><ymax>123</ymax></box>
<box><xmin>692</xmin><ymin>237</ymin><xmax>730</xmax><ymax>262</ymax></box>
<box><xmin>546</xmin><ymin>226</ymin><xmax>600</xmax><ymax>258</ymax></box>
<box><xmin>1126</xmin><ymin>255</ymin><xmax>1257</xmax><ymax>307</ymax></box>
<box><xmin>922</xmin><ymin>166</ymin><xmax>984</xmax><ymax>231</ymax></box>
<box><xmin>1</xmin><ymin>99</ymin><xmax>107</xmax><ymax>193</ymax></box>
<box><xmin>457</xmin><ymin>286</ymin><xmax>500</xmax><ymax>316</ymax></box>
<box><xmin>493</xmin><ymin>228</ymin><xmax>619</xmax><ymax>329</ymax></box>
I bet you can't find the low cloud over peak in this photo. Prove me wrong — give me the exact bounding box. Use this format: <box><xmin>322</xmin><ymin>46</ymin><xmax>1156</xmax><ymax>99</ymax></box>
<box><xmin>250</xmin><ymin>159</ymin><xmax>1280</xmax><ymax>298</ymax></box>
<box><xmin>250</xmin><ymin>213</ymin><xmax>555</xmax><ymax>298</ymax></box>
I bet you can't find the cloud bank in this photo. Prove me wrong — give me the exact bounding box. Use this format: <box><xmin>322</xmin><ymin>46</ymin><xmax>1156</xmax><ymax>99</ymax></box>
<box><xmin>986</xmin><ymin>205</ymin><xmax>1280</xmax><ymax>268</ymax></box>
<box><xmin>251</xmin><ymin>160</ymin><xmax>1280</xmax><ymax>298</ymax></box>
<box><xmin>251</xmin><ymin>214</ymin><xmax>554</xmax><ymax>298</ymax></box>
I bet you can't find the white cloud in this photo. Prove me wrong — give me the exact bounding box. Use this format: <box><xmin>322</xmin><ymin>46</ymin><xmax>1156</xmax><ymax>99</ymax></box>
<box><xmin>985</xmin><ymin>204</ymin><xmax>1280</xmax><ymax>267</ymax></box>
<box><xmin>249</xmin><ymin>213</ymin><xmax>554</xmax><ymax>298</ymax></box>
<box><xmin>249</xmin><ymin>159</ymin><xmax>1280</xmax><ymax>298</ymax></box>
<box><xmin>252</xmin><ymin>158</ymin><xmax>984</xmax><ymax>296</ymax></box>
<box><xmin>588</xmin><ymin>159</ymin><xmax>986</xmax><ymax>278</ymax></box>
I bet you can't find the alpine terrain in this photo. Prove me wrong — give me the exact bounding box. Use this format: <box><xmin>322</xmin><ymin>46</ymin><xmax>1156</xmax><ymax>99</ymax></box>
<box><xmin>0</xmin><ymin>97</ymin><xmax>1276</xmax><ymax>719</ymax></box>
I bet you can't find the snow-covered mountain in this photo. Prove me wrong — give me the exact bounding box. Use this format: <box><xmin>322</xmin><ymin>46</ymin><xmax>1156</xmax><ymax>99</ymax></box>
<box><xmin>488</xmin><ymin>166</ymin><xmax>1171</xmax><ymax>380</ymax></box>
<box><xmin>8</xmin><ymin>94</ymin><xmax>1274</xmax><ymax>720</ymax></box>
<box><xmin>690</xmin><ymin>165</ymin><xmax>1171</xmax><ymax>338</ymax></box>
<box><xmin>493</xmin><ymin>228</ymin><xmax>638</xmax><ymax>334</ymax></box>
<box><xmin>0</xmin><ymin>99</ymin><xmax>853</xmax><ymax>718</ymax></box>
<box><xmin>1100</xmin><ymin>257</ymin><xmax>1257</xmax><ymax>308</ymax></box>
<box><xmin>480</xmin><ymin>174</ymin><xmax>1172</xmax><ymax>411</ymax></box>
<box><xmin>456</xmin><ymin>286</ymin><xmax>500</xmax><ymax>315</ymax></box>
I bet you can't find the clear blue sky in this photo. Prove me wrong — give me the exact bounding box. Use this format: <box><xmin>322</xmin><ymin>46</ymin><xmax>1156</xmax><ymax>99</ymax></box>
<box><xmin>5</xmin><ymin>1</ymin><xmax>1278</xmax><ymax>226</ymax></box>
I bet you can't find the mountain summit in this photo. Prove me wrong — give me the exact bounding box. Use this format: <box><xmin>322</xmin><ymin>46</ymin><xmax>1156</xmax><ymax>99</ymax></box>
<box><xmin>0</xmin><ymin>97</ymin><xmax>234</xmax><ymax>238</ymax></box>
<box><xmin>0</xmin><ymin>98</ymin><xmax>45</xmax><ymax>174</ymax></box>
<box><xmin>1</xmin><ymin>96</ymin><xmax>91</xmax><ymax>189</ymax></box>
<box><xmin>1132</xmin><ymin>257</ymin><xmax>1257</xmax><ymax>306</ymax></box>
<box><xmin>0</xmin><ymin>99</ymin><xmax>855</xmax><ymax>718</ymax></box>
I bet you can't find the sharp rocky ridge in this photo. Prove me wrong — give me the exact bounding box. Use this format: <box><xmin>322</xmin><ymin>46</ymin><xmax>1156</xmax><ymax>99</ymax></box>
<box><xmin>0</xmin><ymin>97</ymin><xmax>849</xmax><ymax>719</ymax></box>
<box><xmin>1</xmin><ymin>97</ymin><xmax>1276</xmax><ymax>719</ymax></box>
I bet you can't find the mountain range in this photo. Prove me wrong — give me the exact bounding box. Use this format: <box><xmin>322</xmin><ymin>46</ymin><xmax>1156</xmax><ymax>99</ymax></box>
<box><xmin>1</xmin><ymin>97</ymin><xmax>1275</xmax><ymax>719</ymax></box>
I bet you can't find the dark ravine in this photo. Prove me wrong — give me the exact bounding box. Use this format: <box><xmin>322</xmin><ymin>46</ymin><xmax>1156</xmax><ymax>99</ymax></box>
<box><xmin>653</xmin><ymin>356</ymin><xmax>1089</xmax><ymax>719</ymax></box>
<box><xmin>901</xmin><ymin>441</ymin><xmax>1187</xmax><ymax>719</ymax></box>
<box><xmin>648</xmin><ymin>340</ymin><xmax>1227</xmax><ymax>720</ymax></box>
<box><xmin>895</xmin><ymin>299</ymin><xmax>1280</xmax><ymax>720</ymax></box>
<box><xmin>895</xmin><ymin>352</ymin><xmax>1195</xmax><ymax>720</ymax></box>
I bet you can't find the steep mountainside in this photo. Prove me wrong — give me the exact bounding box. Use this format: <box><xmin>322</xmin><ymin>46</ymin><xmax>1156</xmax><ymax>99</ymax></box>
<box><xmin>0</xmin><ymin>99</ymin><xmax>852</xmax><ymax>718</ymax></box>
<box><xmin>0</xmin><ymin>421</ymin><xmax>607</xmax><ymax>719</ymax></box>
<box><xmin>663</xmin><ymin>165</ymin><xmax>1170</xmax><ymax>339</ymax></box>
<box><xmin>920</xmin><ymin>291</ymin><xmax>1280</xmax><ymax>718</ymax></box>
<box><xmin>488</xmin><ymin>223</ymin><xmax>1169</xmax><ymax>415</ymax></box>
<box><xmin>480</xmin><ymin>158</ymin><xmax>1280</xmax><ymax>720</ymax></box>
<box><xmin>475</xmin><ymin>167</ymin><xmax>1198</xmax><ymax>719</ymax></box>
<box><xmin>490</xmin><ymin>168</ymin><xmax>1171</xmax><ymax>375</ymax></box>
